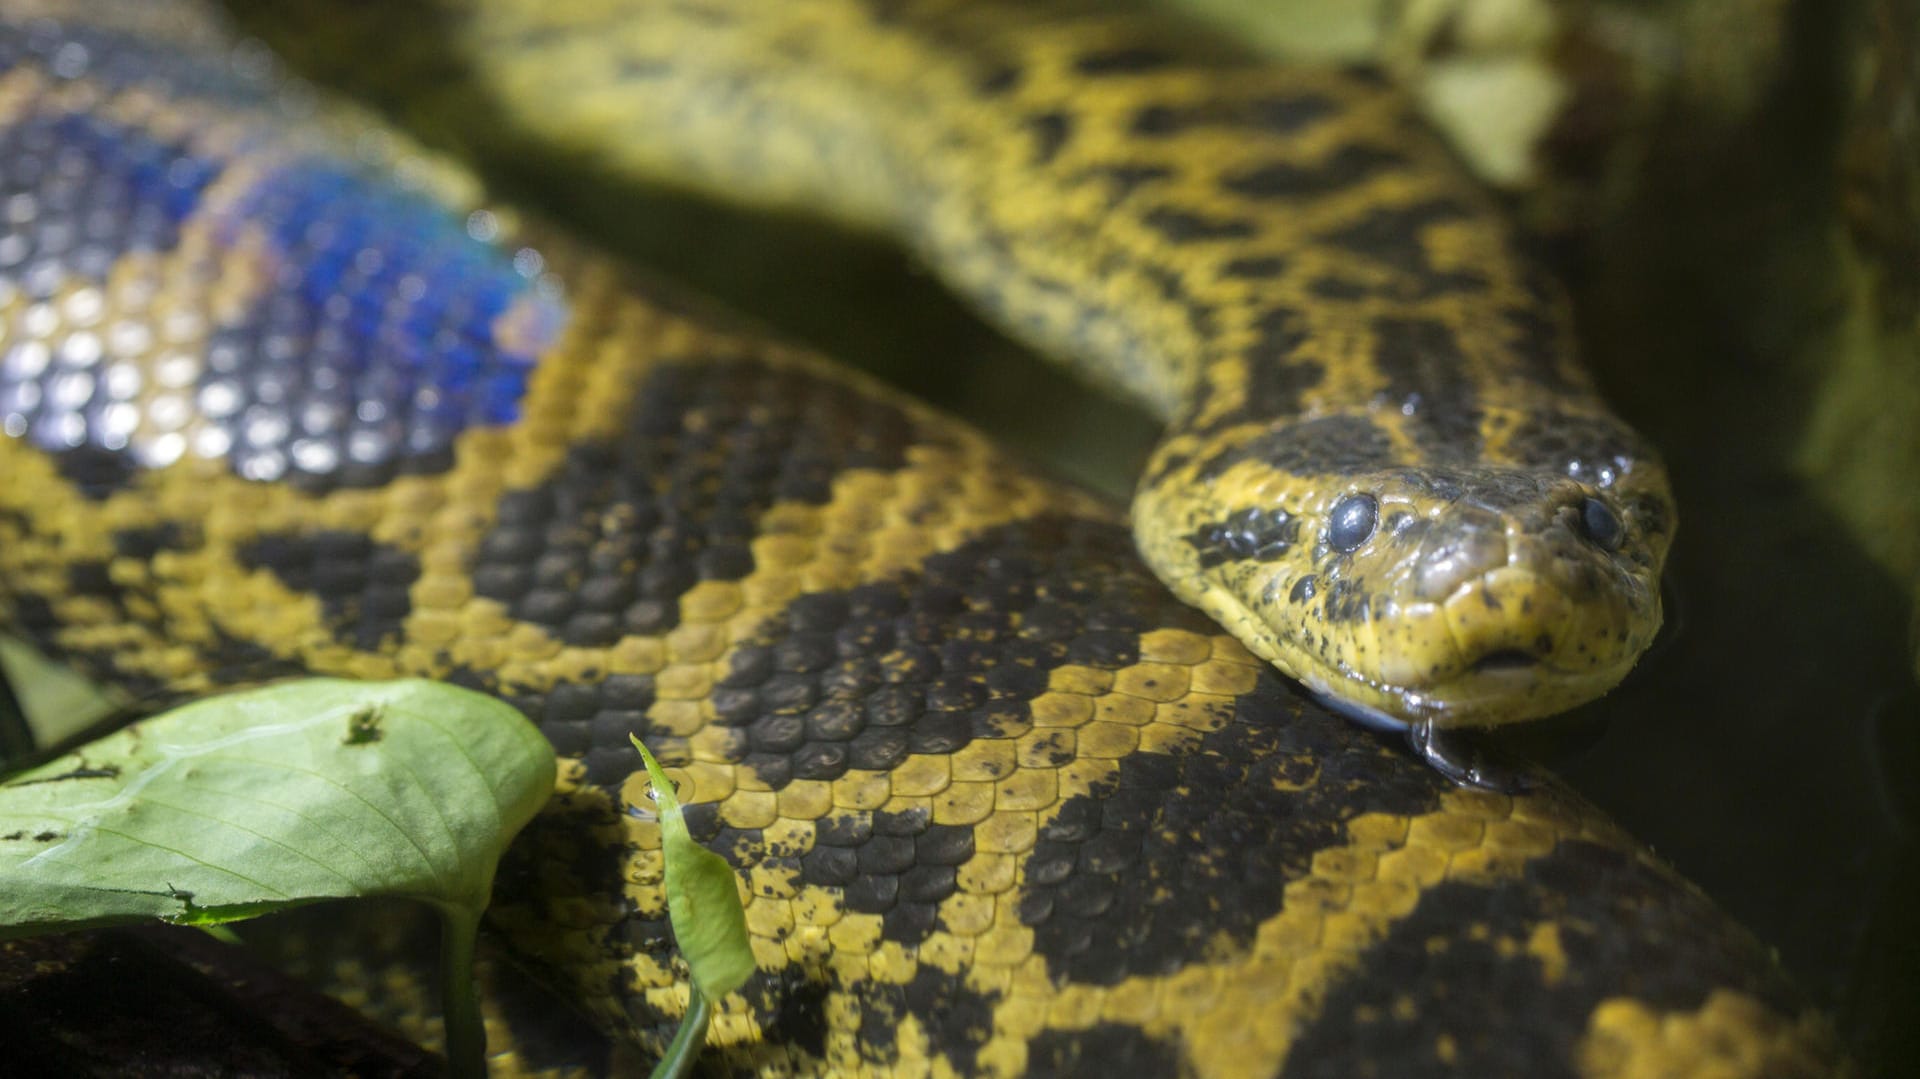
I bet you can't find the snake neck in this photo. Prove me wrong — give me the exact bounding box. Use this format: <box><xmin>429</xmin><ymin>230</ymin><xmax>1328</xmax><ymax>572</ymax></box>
<box><xmin>361</xmin><ymin>0</ymin><xmax>1178</xmax><ymax>411</ymax></box>
<box><xmin>432</xmin><ymin>0</ymin><xmax>1605</xmax><ymax>424</ymax></box>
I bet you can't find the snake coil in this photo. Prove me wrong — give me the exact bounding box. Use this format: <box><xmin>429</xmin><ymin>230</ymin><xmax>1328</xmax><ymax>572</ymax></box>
<box><xmin>0</xmin><ymin>1</ymin><xmax>1837</xmax><ymax>1076</ymax></box>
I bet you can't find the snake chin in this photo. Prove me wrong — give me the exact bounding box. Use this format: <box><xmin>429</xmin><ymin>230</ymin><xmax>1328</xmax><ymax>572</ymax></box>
<box><xmin>1185</xmin><ymin>560</ymin><xmax>1661</xmax><ymax>731</ymax></box>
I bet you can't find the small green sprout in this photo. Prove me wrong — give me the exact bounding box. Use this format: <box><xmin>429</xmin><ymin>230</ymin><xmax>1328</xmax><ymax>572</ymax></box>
<box><xmin>628</xmin><ymin>734</ymin><xmax>754</xmax><ymax>1079</ymax></box>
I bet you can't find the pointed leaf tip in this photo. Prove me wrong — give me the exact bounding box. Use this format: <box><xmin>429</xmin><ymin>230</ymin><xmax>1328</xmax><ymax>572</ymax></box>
<box><xmin>629</xmin><ymin>734</ymin><xmax>755</xmax><ymax>1001</ymax></box>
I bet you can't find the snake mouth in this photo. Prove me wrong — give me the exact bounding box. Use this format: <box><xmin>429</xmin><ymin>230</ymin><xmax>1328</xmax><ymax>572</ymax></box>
<box><xmin>1312</xmin><ymin>656</ymin><xmax>1624</xmax><ymax>732</ymax></box>
<box><xmin>1183</xmin><ymin>567</ymin><xmax>1648</xmax><ymax>729</ymax></box>
<box><xmin>1467</xmin><ymin>649</ymin><xmax>1541</xmax><ymax>673</ymax></box>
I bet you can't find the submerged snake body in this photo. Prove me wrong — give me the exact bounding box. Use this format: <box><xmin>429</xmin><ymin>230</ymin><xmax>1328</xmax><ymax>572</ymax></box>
<box><xmin>0</xmin><ymin>2</ymin><xmax>1828</xmax><ymax>1077</ymax></box>
<box><xmin>276</xmin><ymin>0</ymin><xmax>1678</xmax><ymax>729</ymax></box>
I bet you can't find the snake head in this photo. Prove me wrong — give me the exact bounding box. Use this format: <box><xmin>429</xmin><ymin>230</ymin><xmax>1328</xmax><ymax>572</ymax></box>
<box><xmin>1136</xmin><ymin>414</ymin><xmax>1675</xmax><ymax>728</ymax></box>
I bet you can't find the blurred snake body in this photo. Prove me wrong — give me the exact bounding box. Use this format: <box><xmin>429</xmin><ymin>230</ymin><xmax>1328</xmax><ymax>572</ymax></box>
<box><xmin>0</xmin><ymin>1</ymin><xmax>1825</xmax><ymax>1077</ymax></box>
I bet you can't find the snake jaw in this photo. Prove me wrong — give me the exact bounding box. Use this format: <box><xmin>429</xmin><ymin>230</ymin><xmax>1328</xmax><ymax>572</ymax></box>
<box><xmin>1213</xmin><ymin>548</ymin><xmax>1661</xmax><ymax>729</ymax></box>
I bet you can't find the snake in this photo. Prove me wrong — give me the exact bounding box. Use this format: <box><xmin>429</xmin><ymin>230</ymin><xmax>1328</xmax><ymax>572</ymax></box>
<box><xmin>0</xmin><ymin>0</ymin><xmax>1835</xmax><ymax>1076</ymax></box>
<box><xmin>221</xmin><ymin>0</ymin><xmax>1678</xmax><ymax>785</ymax></box>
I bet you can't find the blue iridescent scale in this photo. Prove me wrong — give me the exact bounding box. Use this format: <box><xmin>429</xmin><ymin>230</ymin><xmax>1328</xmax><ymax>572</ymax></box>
<box><xmin>0</xmin><ymin>32</ymin><xmax>563</xmax><ymax>493</ymax></box>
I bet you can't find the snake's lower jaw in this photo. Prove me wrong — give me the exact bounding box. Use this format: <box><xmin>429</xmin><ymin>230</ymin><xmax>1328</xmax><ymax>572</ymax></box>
<box><xmin>1377</xmin><ymin>656</ymin><xmax>1646</xmax><ymax>728</ymax></box>
<box><xmin>1283</xmin><ymin>646</ymin><xmax>1647</xmax><ymax>732</ymax></box>
<box><xmin>1179</xmin><ymin>561</ymin><xmax>1662</xmax><ymax>731</ymax></box>
<box><xmin>1412</xmin><ymin>564</ymin><xmax>1663</xmax><ymax>725</ymax></box>
<box><xmin>1294</xmin><ymin>646</ymin><xmax>1648</xmax><ymax>732</ymax></box>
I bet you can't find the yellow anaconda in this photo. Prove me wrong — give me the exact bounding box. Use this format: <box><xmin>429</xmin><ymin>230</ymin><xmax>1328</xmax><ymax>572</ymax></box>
<box><xmin>228</xmin><ymin>0</ymin><xmax>1676</xmax><ymax>755</ymax></box>
<box><xmin>0</xmin><ymin>1</ymin><xmax>1832</xmax><ymax>1077</ymax></box>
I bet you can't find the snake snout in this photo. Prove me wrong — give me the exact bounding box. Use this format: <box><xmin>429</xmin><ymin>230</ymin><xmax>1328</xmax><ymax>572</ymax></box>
<box><xmin>1411</xmin><ymin>504</ymin><xmax>1509</xmax><ymax>601</ymax></box>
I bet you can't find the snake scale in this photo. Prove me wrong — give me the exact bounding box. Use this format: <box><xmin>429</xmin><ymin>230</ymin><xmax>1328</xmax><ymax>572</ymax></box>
<box><xmin>0</xmin><ymin>0</ymin><xmax>1839</xmax><ymax>1075</ymax></box>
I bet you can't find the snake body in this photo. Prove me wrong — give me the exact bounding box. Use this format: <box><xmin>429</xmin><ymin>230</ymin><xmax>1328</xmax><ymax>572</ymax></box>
<box><xmin>0</xmin><ymin>1</ymin><xmax>1831</xmax><ymax>1076</ymax></box>
<box><xmin>244</xmin><ymin>0</ymin><xmax>1676</xmax><ymax>734</ymax></box>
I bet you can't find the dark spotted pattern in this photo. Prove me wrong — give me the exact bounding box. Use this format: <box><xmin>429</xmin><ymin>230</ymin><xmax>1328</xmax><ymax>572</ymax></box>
<box><xmin>1315</xmin><ymin>198</ymin><xmax>1476</xmax><ymax>284</ymax></box>
<box><xmin>858</xmin><ymin>966</ymin><xmax>1001</xmax><ymax>1074</ymax></box>
<box><xmin>708</xmin><ymin>516</ymin><xmax>1178</xmax><ymax>790</ymax></box>
<box><xmin>1279</xmin><ymin>842</ymin><xmax>1808</xmax><ymax>1079</ymax></box>
<box><xmin>1623</xmin><ymin>489</ymin><xmax>1674</xmax><ymax>541</ymax></box>
<box><xmin>1246</xmin><ymin>307</ymin><xmax>1316</xmax><ymax>371</ymax></box>
<box><xmin>796</xmin><ymin>810</ymin><xmax>974</xmax><ymax>943</ymax></box>
<box><xmin>0</xmin><ymin>615</ymin><xmax>32</xmax><ymax>709</ymax></box>
<box><xmin>1186</xmin><ymin>506</ymin><xmax>1299</xmax><ymax>567</ymax></box>
<box><xmin>1221</xmin><ymin>254</ymin><xmax>1288</xmax><ymax>278</ymax></box>
<box><xmin>520</xmin><ymin>675</ymin><xmax>656</xmax><ymax>788</ymax></box>
<box><xmin>1383</xmin><ymin>465</ymin><xmax>1567</xmax><ymax>512</ymax></box>
<box><xmin>1320</xmin><ymin>579</ymin><xmax>1377</xmax><ymax>624</ymax></box>
<box><xmin>1018</xmin><ymin>672</ymin><xmax>1438</xmax><ymax>985</ymax></box>
<box><xmin>1223</xmin><ymin>145</ymin><xmax>1408</xmax><ymax>200</ymax></box>
<box><xmin>1129</xmin><ymin>93</ymin><xmax>1338</xmax><ymax>137</ymax></box>
<box><xmin>1141</xmin><ymin>206</ymin><xmax>1259</xmax><ymax>243</ymax></box>
<box><xmin>1182</xmin><ymin>307</ymin><xmax>1322</xmax><ymax>443</ymax></box>
<box><xmin>236</xmin><ymin>530</ymin><xmax>419</xmax><ymax>650</ymax></box>
<box><xmin>64</xmin><ymin>560</ymin><xmax>122</xmax><ymax>616</ymax></box>
<box><xmin>470</xmin><ymin>359</ymin><xmax>922</xmax><ymax>647</ymax></box>
<box><xmin>111</xmin><ymin>522</ymin><xmax>193</xmax><ymax>561</ymax></box>
<box><xmin>1505</xmin><ymin>410</ymin><xmax>1653</xmax><ymax>490</ymax></box>
<box><xmin>49</xmin><ymin>446</ymin><xmax>141</xmax><ymax>500</ymax></box>
<box><xmin>1078</xmin><ymin>163</ymin><xmax>1175</xmax><ymax>197</ymax></box>
<box><xmin>1197</xmin><ymin>414</ymin><xmax>1396</xmax><ymax>481</ymax></box>
<box><xmin>1309</xmin><ymin>275</ymin><xmax>1373</xmax><ymax>300</ymax></box>
<box><xmin>1025</xmin><ymin>111</ymin><xmax>1072</xmax><ymax>164</ymax></box>
<box><xmin>1370</xmin><ymin>316</ymin><xmax>1481</xmax><ymax>460</ymax></box>
<box><xmin>1027</xmin><ymin>1022</ymin><xmax>1183</xmax><ymax>1075</ymax></box>
<box><xmin>975</xmin><ymin>63</ymin><xmax>1021</xmax><ymax>96</ymax></box>
<box><xmin>1500</xmin><ymin>302</ymin><xmax>1582</xmax><ymax>395</ymax></box>
<box><xmin>1072</xmin><ymin>46</ymin><xmax>1178</xmax><ymax>76</ymax></box>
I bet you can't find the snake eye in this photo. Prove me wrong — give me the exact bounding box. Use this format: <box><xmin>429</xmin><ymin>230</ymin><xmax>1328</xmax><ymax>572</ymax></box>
<box><xmin>1328</xmin><ymin>494</ymin><xmax>1378</xmax><ymax>553</ymax></box>
<box><xmin>1579</xmin><ymin>496</ymin><xmax>1624</xmax><ymax>551</ymax></box>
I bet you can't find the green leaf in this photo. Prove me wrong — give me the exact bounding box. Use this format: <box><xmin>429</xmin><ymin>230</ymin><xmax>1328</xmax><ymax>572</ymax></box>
<box><xmin>0</xmin><ymin>678</ymin><xmax>555</xmax><ymax>938</ymax></box>
<box><xmin>629</xmin><ymin>734</ymin><xmax>754</xmax><ymax>1002</ymax></box>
